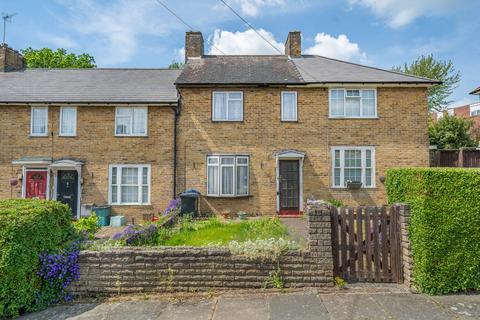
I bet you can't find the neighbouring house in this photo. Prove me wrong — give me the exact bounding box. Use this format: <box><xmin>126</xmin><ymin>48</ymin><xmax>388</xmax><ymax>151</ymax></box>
<box><xmin>0</xmin><ymin>32</ymin><xmax>438</xmax><ymax>220</ymax></box>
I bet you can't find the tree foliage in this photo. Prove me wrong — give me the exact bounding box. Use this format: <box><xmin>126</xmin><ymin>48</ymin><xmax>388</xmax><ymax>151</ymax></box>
<box><xmin>393</xmin><ymin>55</ymin><xmax>460</xmax><ymax>111</ymax></box>
<box><xmin>429</xmin><ymin>114</ymin><xmax>476</xmax><ymax>149</ymax></box>
<box><xmin>168</xmin><ymin>61</ymin><xmax>184</xmax><ymax>69</ymax></box>
<box><xmin>21</xmin><ymin>48</ymin><xmax>96</xmax><ymax>68</ymax></box>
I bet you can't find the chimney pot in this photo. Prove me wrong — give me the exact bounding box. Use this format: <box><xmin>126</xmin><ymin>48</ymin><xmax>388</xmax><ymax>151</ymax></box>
<box><xmin>185</xmin><ymin>31</ymin><xmax>204</xmax><ymax>61</ymax></box>
<box><xmin>0</xmin><ymin>44</ymin><xmax>26</xmax><ymax>72</ymax></box>
<box><xmin>285</xmin><ymin>31</ymin><xmax>301</xmax><ymax>57</ymax></box>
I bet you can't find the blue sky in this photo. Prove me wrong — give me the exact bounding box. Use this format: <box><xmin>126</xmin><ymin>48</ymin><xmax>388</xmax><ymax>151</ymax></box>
<box><xmin>1</xmin><ymin>0</ymin><xmax>479</xmax><ymax>107</ymax></box>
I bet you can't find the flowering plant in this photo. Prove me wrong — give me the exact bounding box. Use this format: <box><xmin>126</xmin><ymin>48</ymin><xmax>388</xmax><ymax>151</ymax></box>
<box><xmin>35</xmin><ymin>241</ymin><xmax>80</xmax><ymax>308</ymax></box>
<box><xmin>163</xmin><ymin>198</ymin><xmax>181</xmax><ymax>216</ymax></box>
<box><xmin>111</xmin><ymin>224</ymin><xmax>158</xmax><ymax>246</ymax></box>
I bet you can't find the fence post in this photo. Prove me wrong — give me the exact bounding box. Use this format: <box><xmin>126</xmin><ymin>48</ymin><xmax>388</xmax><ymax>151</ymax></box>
<box><xmin>459</xmin><ymin>148</ymin><xmax>464</xmax><ymax>168</ymax></box>
<box><xmin>395</xmin><ymin>204</ymin><xmax>414</xmax><ymax>290</ymax></box>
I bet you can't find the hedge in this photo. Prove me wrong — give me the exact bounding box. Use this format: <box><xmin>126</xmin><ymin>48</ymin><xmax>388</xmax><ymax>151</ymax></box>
<box><xmin>386</xmin><ymin>168</ymin><xmax>480</xmax><ymax>294</ymax></box>
<box><xmin>0</xmin><ymin>199</ymin><xmax>76</xmax><ymax>318</ymax></box>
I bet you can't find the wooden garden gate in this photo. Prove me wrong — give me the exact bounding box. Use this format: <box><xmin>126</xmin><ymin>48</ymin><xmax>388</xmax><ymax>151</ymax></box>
<box><xmin>331</xmin><ymin>206</ymin><xmax>403</xmax><ymax>283</ymax></box>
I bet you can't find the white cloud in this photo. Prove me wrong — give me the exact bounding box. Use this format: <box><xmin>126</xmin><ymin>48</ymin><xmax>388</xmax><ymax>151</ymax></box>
<box><xmin>37</xmin><ymin>33</ymin><xmax>77</xmax><ymax>49</ymax></box>
<box><xmin>208</xmin><ymin>29</ymin><xmax>284</xmax><ymax>55</ymax></box>
<box><xmin>231</xmin><ymin>0</ymin><xmax>286</xmax><ymax>17</ymax></box>
<box><xmin>350</xmin><ymin>0</ymin><xmax>462</xmax><ymax>28</ymax></box>
<box><xmin>56</xmin><ymin>0</ymin><xmax>172</xmax><ymax>65</ymax></box>
<box><xmin>174</xmin><ymin>47</ymin><xmax>185</xmax><ymax>63</ymax></box>
<box><xmin>304</xmin><ymin>33</ymin><xmax>367</xmax><ymax>63</ymax></box>
<box><xmin>447</xmin><ymin>97</ymin><xmax>477</xmax><ymax>109</ymax></box>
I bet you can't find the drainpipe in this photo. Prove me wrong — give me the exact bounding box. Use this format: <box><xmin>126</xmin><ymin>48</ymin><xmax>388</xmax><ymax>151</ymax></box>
<box><xmin>171</xmin><ymin>97</ymin><xmax>181</xmax><ymax>199</ymax></box>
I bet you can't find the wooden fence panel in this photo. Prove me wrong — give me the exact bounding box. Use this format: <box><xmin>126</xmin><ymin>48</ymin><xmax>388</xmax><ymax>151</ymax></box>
<box><xmin>331</xmin><ymin>205</ymin><xmax>402</xmax><ymax>283</ymax></box>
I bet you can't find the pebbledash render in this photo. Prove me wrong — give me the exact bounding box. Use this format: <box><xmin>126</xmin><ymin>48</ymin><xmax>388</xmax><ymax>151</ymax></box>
<box><xmin>0</xmin><ymin>32</ymin><xmax>438</xmax><ymax>220</ymax></box>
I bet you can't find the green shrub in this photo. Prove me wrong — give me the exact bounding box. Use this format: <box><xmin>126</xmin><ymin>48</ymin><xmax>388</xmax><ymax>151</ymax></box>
<box><xmin>0</xmin><ymin>199</ymin><xmax>76</xmax><ymax>318</ymax></box>
<box><xmin>386</xmin><ymin>168</ymin><xmax>480</xmax><ymax>294</ymax></box>
<box><xmin>73</xmin><ymin>213</ymin><xmax>100</xmax><ymax>240</ymax></box>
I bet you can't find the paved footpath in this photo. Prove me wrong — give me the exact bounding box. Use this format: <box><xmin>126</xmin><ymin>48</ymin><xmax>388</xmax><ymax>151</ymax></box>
<box><xmin>20</xmin><ymin>288</ymin><xmax>479</xmax><ymax>320</ymax></box>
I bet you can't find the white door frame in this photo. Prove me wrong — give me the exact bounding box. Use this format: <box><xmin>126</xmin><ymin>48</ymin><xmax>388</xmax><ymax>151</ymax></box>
<box><xmin>275</xmin><ymin>150</ymin><xmax>305</xmax><ymax>213</ymax></box>
<box><xmin>50</xmin><ymin>160</ymin><xmax>83</xmax><ymax>219</ymax></box>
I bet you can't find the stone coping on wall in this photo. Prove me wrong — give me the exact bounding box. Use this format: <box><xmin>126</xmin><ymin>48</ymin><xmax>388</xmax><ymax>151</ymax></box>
<box><xmin>71</xmin><ymin>201</ymin><xmax>334</xmax><ymax>295</ymax></box>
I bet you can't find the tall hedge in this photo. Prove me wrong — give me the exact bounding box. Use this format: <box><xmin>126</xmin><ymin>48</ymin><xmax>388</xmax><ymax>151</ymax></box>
<box><xmin>386</xmin><ymin>168</ymin><xmax>480</xmax><ymax>294</ymax></box>
<box><xmin>0</xmin><ymin>199</ymin><xmax>75</xmax><ymax>318</ymax></box>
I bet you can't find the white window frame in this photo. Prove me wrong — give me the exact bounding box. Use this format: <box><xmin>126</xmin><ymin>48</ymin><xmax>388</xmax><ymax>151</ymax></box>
<box><xmin>329</xmin><ymin>88</ymin><xmax>377</xmax><ymax>119</ymax></box>
<box><xmin>281</xmin><ymin>91</ymin><xmax>298</xmax><ymax>121</ymax></box>
<box><xmin>59</xmin><ymin>106</ymin><xmax>77</xmax><ymax>136</ymax></box>
<box><xmin>109</xmin><ymin>164</ymin><xmax>151</xmax><ymax>205</ymax></box>
<box><xmin>30</xmin><ymin>106</ymin><xmax>49</xmax><ymax>137</ymax></box>
<box><xmin>206</xmin><ymin>155</ymin><xmax>249</xmax><ymax>197</ymax></box>
<box><xmin>212</xmin><ymin>91</ymin><xmax>244</xmax><ymax>122</ymax></box>
<box><xmin>114</xmin><ymin>106</ymin><xmax>148</xmax><ymax>137</ymax></box>
<box><xmin>331</xmin><ymin>146</ymin><xmax>375</xmax><ymax>188</ymax></box>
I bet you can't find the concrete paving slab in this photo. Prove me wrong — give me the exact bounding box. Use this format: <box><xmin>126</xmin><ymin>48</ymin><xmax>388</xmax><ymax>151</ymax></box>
<box><xmin>320</xmin><ymin>293</ymin><xmax>393</xmax><ymax>320</ymax></box>
<box><xmin>213</xmin><ymin>296</ymin><xmax>269</xmax><ymax>320</ymax></box>
<box><xmin>157</xmin><ymin>300</ymin><xmax>214</xmax><ymax>320</ymax></box>
<box><xmin>431</xmin><ymin>294</ymin><xmax>480</xmax><ymax>318</ymax></box>
<box><xmin>372</xmin><ymin>293</ymin><xmax>457</xmax><ymax>320</ymax></box>
<box><xmin>269</xmin><ymin>293</ymin><xmax>329</xmax><ymax>320</ymax></box>
<box><xmin>19</xmin><ymin>303</ymin><xmax>101</xmax><ymax>320</ymax></box>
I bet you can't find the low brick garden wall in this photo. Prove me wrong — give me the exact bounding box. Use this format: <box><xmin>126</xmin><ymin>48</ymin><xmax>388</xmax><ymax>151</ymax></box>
<box><xmin>71</xmin><ymin>201</ymin><xmax>334</xmax><ymax>295</ymax></box>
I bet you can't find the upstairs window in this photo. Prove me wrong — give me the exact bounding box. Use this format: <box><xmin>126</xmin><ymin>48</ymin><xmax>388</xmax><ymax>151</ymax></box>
<box><xmin>332</xmin><ymin>147</ymin><xmax>375</xmax><ymax>188</ymax></box>
<box><xmin>59</xmin><ymin>107</ymin><xmax>77</xmax><ymax>136</ymax></box>
<box><xmin>329</xmin><ymin>89</ymin><xmax>377</xmax><ymax>118</ymax></box>
<box><xmin>30</xmin><ymin>106</ymin><xmax>48</xmax><ymax>136</ymax></box>
<box><xmin>115</xmin><ymin>106</ymin><xmax>147</xmax><ymax>136</ymax></box>
<box><xmin>109</xmin><ymin>164</ymin><xmax>150</xmax><ymax>205</ymax></box>
<box><xmin>212</xmin><ymin>92</ymin><xmax>243</xmax><ymax>121</ymax></box>
<box><xmin>281</xmin><ymin>91</ymin><xmax>297</xmax><ymax>121</ymax></box>
<box><xmin>207</xmin><ymin>155</ymin><xmax>249</xmax><ymax>196</ymax></box>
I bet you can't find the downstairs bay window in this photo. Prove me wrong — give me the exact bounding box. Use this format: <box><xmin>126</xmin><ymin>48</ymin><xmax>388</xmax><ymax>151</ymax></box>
<box><xmin>207</xmin><ymin>155</ymin><xmax>249</xmax><ymax>196</ymax></box>
<box><xmin>109</xmin><ymin>164</ymin><xmax>150</xmax><ymax>205</ymax></box>
<box><xmin>331</xmin><ymin>147</ymin><xmax>375</xmax><ymax>188</ymax></box>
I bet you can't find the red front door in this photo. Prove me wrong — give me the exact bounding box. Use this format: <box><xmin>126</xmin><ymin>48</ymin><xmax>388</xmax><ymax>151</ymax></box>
<box><xmin>25</xmin><ymin>170</ymin><xmax>48</xmax><ymax>199</ymax></box>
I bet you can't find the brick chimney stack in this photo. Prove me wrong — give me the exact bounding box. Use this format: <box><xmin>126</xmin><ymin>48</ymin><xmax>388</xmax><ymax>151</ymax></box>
<box><xmin>0</xmin><ymin>44</ymin><xmax>25</xmax><ymax>72</ymax></box>
<box><xmin>285</xmin><ymin>31</ymin><xmax>301</xmax><ymax>58</ymax></box>
<box><xmin>185</xmin><ymin>31</ymin><xmax>204</xmax><ymax>61</ymax></box>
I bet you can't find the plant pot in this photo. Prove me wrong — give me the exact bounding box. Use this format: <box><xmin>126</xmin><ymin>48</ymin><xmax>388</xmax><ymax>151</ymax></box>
<box><xmin>237</xmin><ymin>211</ymin><xmax>248</xmax><ymax>220</ymax></box>
<box><xmin>346</xmin><ymin>181</ymin><xmax>362</xmax><ymax>189</ymax></box>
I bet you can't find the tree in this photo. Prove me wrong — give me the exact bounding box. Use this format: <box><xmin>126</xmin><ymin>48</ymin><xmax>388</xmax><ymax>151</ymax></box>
<box><xmin>168</xmin><ymin>61</ymin><xmax>184</xmax><ymax>69</ymax></box>
<box><xmin>429</xmin><ymin>115</ymin><xmax>477</xmax><ymax>149</ymax></box>
<box><xmin>393</xmin><ymin>55</ymin><xmax>460</xmax><ymax>112</ymax></box>
<box><xmin>21</xmin><ymin>48</ymin><xmax>96</xmax><ymax>68</ymax></box>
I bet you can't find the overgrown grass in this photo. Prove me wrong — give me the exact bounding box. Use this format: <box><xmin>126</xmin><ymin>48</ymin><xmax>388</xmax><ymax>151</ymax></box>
<box><xmin>157</xmin><ymin>216</ymin><xmax>289</xmax><ymax>246</ymax></box>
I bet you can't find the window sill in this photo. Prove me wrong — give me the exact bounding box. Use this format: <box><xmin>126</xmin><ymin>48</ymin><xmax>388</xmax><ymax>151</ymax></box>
<box><xmin>330</xmin><ymin>187</ymin><xmax>377</xmax><ymax>190</ymax></box>
<box><xmin>30</xmin><ymin>134</ymin><xmax>49</xmax><ymax>137</ymax></box>
<box><xmin>328</xmin><ymin>117</ymin><xmax>379</xmax><ymax>120</ymax></box>
<box><xmin>114</xmin><ymin>135</ymin><xmax>149</xmax><ymax>138</ymax></box>
<box><xmin>109</xmin><ymin>203</ymin><xmax>152</xmax><ymax>206</ymax></box>
<box><xmin>59</xmin><ymin>135</ymin><xmax>77</xmax><ymax>137</ymax></box>
<box><xmin>211</xmin><ymin>120</ymin><xmax>244</xmax><ymax>123</ymax></box>
<box><xmin>204</xmin><ymin>195</ymin><xmax>253</xmax><ymax>199</ymax></box>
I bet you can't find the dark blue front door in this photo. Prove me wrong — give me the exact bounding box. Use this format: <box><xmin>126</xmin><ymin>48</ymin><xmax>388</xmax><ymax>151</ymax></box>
<box><xmin>57</xmin><ymin>170</ymin><xmax>78</xmax><ymax>218</ymax></box>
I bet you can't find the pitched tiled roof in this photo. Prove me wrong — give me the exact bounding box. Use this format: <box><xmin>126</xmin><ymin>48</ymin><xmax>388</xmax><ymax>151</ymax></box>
<box><xmin>0</xmin><ymin>68</ymin><xmax>181</xmax><ymax>104</ymax></box>
<box><xmin>175</xmin><ymin>55</ymin><xmax>302</xmax><ymax>85</ymax></box>
<box><xmin>176</xmin><ymin>55</ymin><xmax>440</xmax><ymax>85</ymax></box>
<box><xmin>470</xmin><ymin>87</ymin><xmax>480</xmax><ymax>95</ymax></box>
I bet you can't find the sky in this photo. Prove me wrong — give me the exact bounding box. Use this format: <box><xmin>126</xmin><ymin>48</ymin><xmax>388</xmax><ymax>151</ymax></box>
<box><xmin>1</xmin><ymin>0</ymin><xmax>479</xmax><ymax>107</ymax></box>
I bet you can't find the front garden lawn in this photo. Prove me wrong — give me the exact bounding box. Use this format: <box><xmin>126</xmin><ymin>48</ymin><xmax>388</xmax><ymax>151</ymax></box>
<box><xmin>157</xmin><ymin>217</ymin><xmax>289</xmax><ymax>246</ymax></box>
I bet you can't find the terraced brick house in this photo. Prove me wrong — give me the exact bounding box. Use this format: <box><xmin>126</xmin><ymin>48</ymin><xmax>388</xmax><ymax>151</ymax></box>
<box><xmin>0</xmin><ymin>32</ymin><xmax>438</xmax><ymax>221</ymax></box>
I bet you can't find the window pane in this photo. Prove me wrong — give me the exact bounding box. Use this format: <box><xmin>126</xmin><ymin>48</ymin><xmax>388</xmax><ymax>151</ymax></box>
<box><xmin>142</xmin><ymin>186</ymin><xmax>149</xmax><ymax>203</ymax></box>
<box><xmin>334</xmin><ymin>150</ymin><xmax>340</xmax><ymax>167</ymax></box>
<box><xmin>208</xmin><ymin>157</ymin><xmax>219</xmax><ymax>164</ymax></box>
<box><xmin>111</xmin><ymin>167</ymin><xmax>117</xmax><ymax>184</ymax></box>
<box><xmin>365</xmin><ymin>168</ymin><xmax>372</xmax><ymax>186</ymax></box>
<box><xmin>282</xmin><ymin>92</ymin><xmax>297</xmax><ymax>121</ymax></box>
<box><xmin>362</xmin><ymin>89</ymin><xmax>375</xmax><ymax>99</ymax></box>
<box><xmin>111</xmin><ymin>186</ymin><xmax>118</xmax><ymax>203</ymax></box>
<box><xmin>121</xmin><ymin>167</ymin><xmax>138</xmax><ymax>184</ymax></box>
<box><xmin>60</xmin><ymin>108</ymin><xmax>76</xmax><ymax>135</ymax></box>
<box><xmin>366</xmin><ymin>150</ymin><xmax>372</xmax><ymax>167</ymax></box>
<box><xmin>228</xmin><ymin>99</ymin><xmax>243</xmax><ymax>120</ymax></box>
<box><xmin>221</xmin><ymin>166</ymin><xmax>234</xmax><ymax>195</ymax></box>
<box><xmin>345</xmin><ymin>168</ymin><xmax>362</xmax><ymax>183</ymax></box>
<box><xmin>32</xmin><ymin>107</ymin><xmax>47</xmax><ymax>134</ymax></box>
<box><xmin>346</xmin><ymin>90</ymin><xmax>360</xmax><ymax>97</ymax></box>
<box><xmin>116</xmin><ymin>107</ymin><xmax>131</xmax><ymax>116</ymax></box>
<box><xmin>344</xmin><ymin>150</ymin><xmax>361</xmax><ymax>167</ymax></box>
<box><xmin>221</xmin><ymin>157</ymin><xmax>234</xmax><ymax>165</ymax></box>
<box><xmin>345</xmin><ymin>98</ymin><xmax>361</xmax><ymax>117</ymax></box>
<box><xmin>207</xmin><ymin>165</ymin><xmax>219</xmax><ymax>195</ymax></box>
<box><xmin>236</xmin><ymin>165</ymin><xmax>248</xmax><ymax>195</ymax></box>
<box><xmin>334</xmin><ymin>168</ymin><xmax>341</xmax><ymax>186</ymax></box>
<box><xmin>132</xmin><ymin>108</ymin><xmax>147</xmax><ymax>134</ymax></box>
<box><xmin>237</xmin><ymin>157</ymin><xmax>248</xmax><ymax>165</ymax></box>
<box><xmin>362</xmin><ymin>98</ymin><xmax>375</xmax><ymax>117</ymax></box>
<box><xmin>142</xmin><ymin>167</ymin><xmax>148</xmax><ymax>185</ymax></box>
<box><xmin>330</xmin><ymin>90</ymin><xmax>344</xmax><ymax>116</ymax></box>
<box><xmin>116</xmin><ymin>116</ymin><xmax>130</xmax><ymax>135</ymax></box>
<box><xmin>121</xmin><ymin>186</ymin><xmax>138</xmax><ymax>203</ymax></box>
<box><xmin>213</xmin><ymin>93</ymin><xmax>227</xmax><ymax>120</ymax></box>
<box><xmin>228</xmin><ymin>92</ymin><xmax>242</xmax><ymax>100</ymax></box>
